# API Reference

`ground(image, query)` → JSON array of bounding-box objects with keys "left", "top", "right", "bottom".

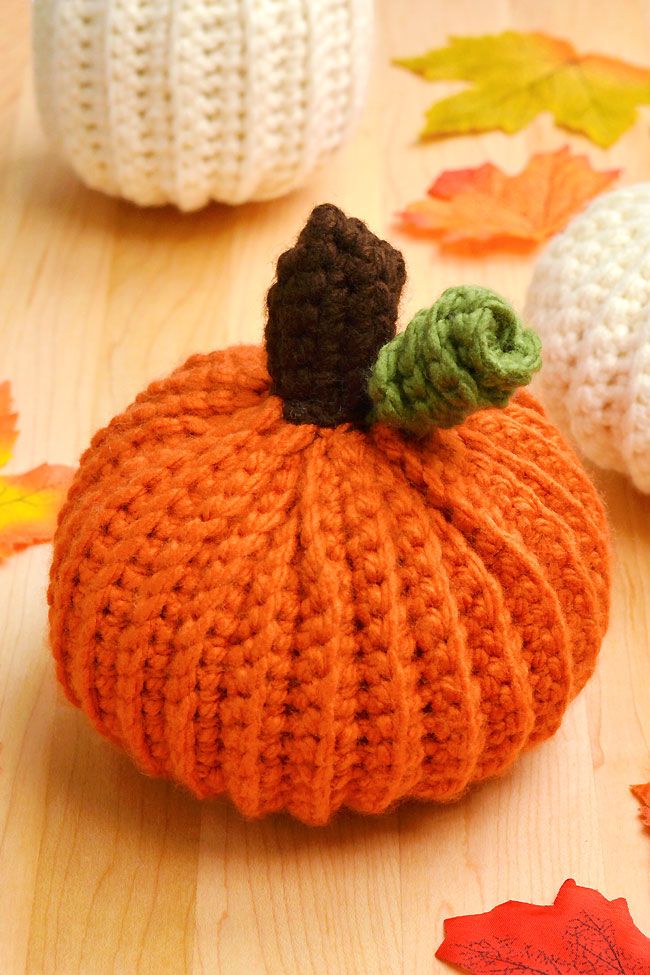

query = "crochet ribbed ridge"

[
  {"left": 49, "top": 206, "right": 610, "bottom": 825},
  {"left": 33, "top": 0, "right": 373, "bottom": 209}
]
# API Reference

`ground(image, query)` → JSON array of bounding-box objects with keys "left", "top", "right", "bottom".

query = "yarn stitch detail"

[
  {"left": 368, "top": 285, "right": 542, "bottom": 434},
  {"left": 525, "top": 182, "right": 650, "bottom": 492},
  {"left": 48, "top": 345, "right": 610, "bottom": 824},
  {"left": 32, "top": 0, "right": 374, "bottom": 209}
]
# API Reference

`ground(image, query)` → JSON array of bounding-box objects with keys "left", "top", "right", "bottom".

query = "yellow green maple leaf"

[
  {"left": 0, "top": 382, "right": 74, "bottom": 564},
  {"left": 395, "top": 31, "right": 650, "bottom": 147}
]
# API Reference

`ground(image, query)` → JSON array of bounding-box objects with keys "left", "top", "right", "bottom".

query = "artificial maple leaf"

[
  {"left": 631, "top": 783, "right": 650, "bottom": 831},
  {"left": 436, "top": 879, "right": 650, "bottom": 974},
  {"left": 397, "top": 148, "right": 619, "bottom": 250},
  {"left": 0, "top": 382, "right": 73, "bottom": 565},
  {"left": 395, "top": 31, "right": 650, "bottom": 147}
]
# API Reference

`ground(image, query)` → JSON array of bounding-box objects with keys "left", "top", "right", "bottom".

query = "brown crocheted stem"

[{"left": 265, "top": 204, "right": 406, "bottom": 426}]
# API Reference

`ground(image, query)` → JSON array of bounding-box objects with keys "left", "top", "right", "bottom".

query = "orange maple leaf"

[
  {"left": 631, "top": 783, "right": 650, "bottom": 831},
  {"left": 0, "top": 382, "right": 73, "bottom": 565},
  {"left": 398, "top": 148, "right": 620, "bottom": 251}
]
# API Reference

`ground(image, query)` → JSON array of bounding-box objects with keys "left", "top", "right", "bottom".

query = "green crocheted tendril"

[{"left": 367, "top": 285, "right": 542, "bottom": 435}]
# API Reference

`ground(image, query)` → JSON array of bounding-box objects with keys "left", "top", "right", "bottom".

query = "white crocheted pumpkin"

[
  {"left": 33, "top": 0, "right": 373, "bottom": 210},
  {"left": 525, "top": 183, "right": 650, "bottom": 493}
]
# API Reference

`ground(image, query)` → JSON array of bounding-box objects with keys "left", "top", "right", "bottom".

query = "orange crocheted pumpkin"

[{"left": 49, "top": 205, "right": 610, "bottom": 825}]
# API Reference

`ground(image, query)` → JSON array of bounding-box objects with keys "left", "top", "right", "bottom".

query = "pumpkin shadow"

[
  {"left": 12, "top": 149, "right": 278, "bottom": 240},
  {"left": 9, "top": 147, "right": 322, "bottom": 249},
  {"left": 44, "top": 699, "right": 469, "bottom": 861}
]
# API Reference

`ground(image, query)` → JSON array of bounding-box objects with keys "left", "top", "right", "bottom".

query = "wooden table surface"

[{"left": 1, "top": 1, "right": 650, "bottom": 972}]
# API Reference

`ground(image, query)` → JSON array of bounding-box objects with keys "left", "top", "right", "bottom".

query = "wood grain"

[{"left": 1, "top": 2, "right": 649, "bottom": 972}]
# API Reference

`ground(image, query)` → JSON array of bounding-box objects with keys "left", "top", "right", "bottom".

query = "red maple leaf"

[{"left": 436, "top": 880, "right": 650, "bottom": 974}]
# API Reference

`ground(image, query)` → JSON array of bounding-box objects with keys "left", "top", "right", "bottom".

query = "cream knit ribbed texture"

[
  {"left": 525, "top": 183, "right": 650, "bottom": 494},
  {"left": 33, "top": 0, "right": 373, "bottom": 209}
]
